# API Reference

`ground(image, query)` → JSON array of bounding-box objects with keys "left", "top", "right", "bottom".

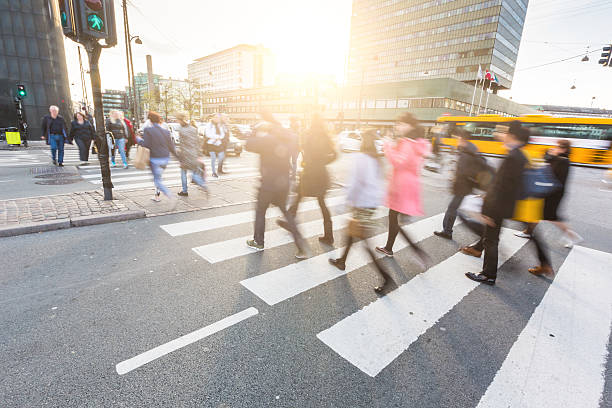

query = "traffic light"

[
  {"left": 58, "top": 0, "right": 77, "bottom": 38},
  {"left": 76, "top": 0, "right": 117, "bottom": 45},
  {"left": 599, "top": 45, "right": 612, "bottom": 67},
  {"left": 16, "top": 84, "right": 27, "bottom": 99}
]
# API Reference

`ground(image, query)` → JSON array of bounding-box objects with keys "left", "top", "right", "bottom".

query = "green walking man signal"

[
  {"left": 16, "top": 84, "right": 27, "bottom": 99},
  {"left": 87, "top": 13, "right": 104, "bottom": 31}
]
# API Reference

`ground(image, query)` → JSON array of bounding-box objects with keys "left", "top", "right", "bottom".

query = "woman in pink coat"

[{"left": 376, "top": 113, "right": 430, "bottom": 264}]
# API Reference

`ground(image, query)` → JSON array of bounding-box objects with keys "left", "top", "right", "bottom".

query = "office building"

[
  {"left": 133, "top": 72, "right": 161, "bottom": 113},
  {"left": 0, "top": 0, "right": 72, "bottom": 137},
  {"left": 101, "top": 89, "right": 128, "bottom": 117},
  {"left": 188, "top": 44, "right": 275, "bottom": 92},
  {"left": 526, "top": 104, "right": 612, "bottom": 119},
  {"left": 347, "top": 0, "right": 528, "bottom": 90},
  {"left": 201, "top": 77, "right": 534, "bottom": 127}
]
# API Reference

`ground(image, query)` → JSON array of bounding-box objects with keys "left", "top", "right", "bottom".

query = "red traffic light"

[{"left": 84, "top": 0, "right": 103, "bottom": 11}]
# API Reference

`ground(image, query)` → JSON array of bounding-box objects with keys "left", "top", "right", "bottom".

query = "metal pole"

[
  {"left": 122, "top": 0, "right": 133, "bottom": 119},
  {"left": 477, "top": 78, "right": 486, "bottom": 116},
  {"left": 484, "top": 81, "right": 493, "bottom": 114},
  {"left": 86, "top": 41, "right": 113, "bottom": 200},
  {"left": 469, "top": 78, "right": 479, "bottom": 116}
]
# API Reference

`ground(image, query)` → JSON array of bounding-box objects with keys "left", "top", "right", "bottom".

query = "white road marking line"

[
  {"left": 88, "top": 167, "right": 259, "bottom": 184},
  {"left": 161, "top": 195, "right": 347, "bottom": 237},
  {"left": 79, "top": 162, "right": 249, "bottom": 178},
  {"left": 476, "top": 246, "right": 612, "bottom": 408},
  {"left": 0, "top": 179, "right": 15, "bottom": 183},
  {"left": 241, "top": 213, "right": 452, "bottom": 306},
  {"left": 115, "top": 307, "right": 258, "bottom": 375},
  {"left": 316, "top": 228, "right": 527, "bottom": 377},
  {"left": 113, "top": 171, "right": 260, "bottom": 190},
  {"left": 193, "top": 210, "right": 387, "bottom": 264}
]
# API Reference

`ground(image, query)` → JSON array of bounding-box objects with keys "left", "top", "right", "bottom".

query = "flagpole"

[
  {"left": 477, "top": 78, "right": 486, "bottom": 115},
  {"left": 469, "top": 78, "right": 479, "bottom": 116},
  {"left": 484, "top": 80, "right": 493, "bottom": 114}
]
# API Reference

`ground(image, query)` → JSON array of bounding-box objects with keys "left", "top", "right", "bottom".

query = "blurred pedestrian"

[
  {"left": 278, "top": 114, "right": 337, "bottom": 245},
  {"left": 138, "top": 111, "right": 178, "bottom": 207},
  {"left": 375, "top": 113, "right": 430, "bottom": 266},
  {"left": 41, "top": 105, "right": 68, "bottom": 166},
  {"left": 434, "top": 129, "right": 482, "bottom": 240},
  {"left": 289, "top": 116, "right": 301, "bottom": 180},
  {"left": 205, "top": 113, "right": 228, "bottom": 178},
  {"left": 528, "top": 139, "right": 583, "bottom": 276},
  {"left": 106, "top": 110, "right": 129, "bottom": 168},
  {"left": 245, "top": 112, "right": 308, "bottom": 259},
  {"left": 463, "top": 121, "right": 530, "bottom": 285},
  {"left": 118, "top": 111, "right": 136, "bottom": 160},
  {"left": 176, "top": 113, "right": 208, "bottom": 197},
  {"left": 328, "top": 129, "right": 391, "bottom": 292},
  {"left": 70, "top": 111, "right": 95, "bottom": 165},
  {"left": 217, "top": 114, "right": 231, "bottom": 175}
]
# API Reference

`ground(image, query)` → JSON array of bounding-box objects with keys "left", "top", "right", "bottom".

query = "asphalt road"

[{"left": 1, "top": 151, "right": 611, "bottom": 407}]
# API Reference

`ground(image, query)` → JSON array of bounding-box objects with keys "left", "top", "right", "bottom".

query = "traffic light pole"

[{"left": 85, "top": 40, "right": 113, "bottom": 200}]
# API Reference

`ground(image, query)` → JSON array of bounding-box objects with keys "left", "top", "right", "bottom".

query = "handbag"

[
  {"left": 522, "top": 165, "right": 561, "bottom": 198},
  {"left": 134, "top": 145, "right": 150, "bottom": 170}
]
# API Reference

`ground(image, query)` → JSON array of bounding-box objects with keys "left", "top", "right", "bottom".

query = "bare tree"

[{"left": 177, "top": 80, "right": 202, "bottom": 121}]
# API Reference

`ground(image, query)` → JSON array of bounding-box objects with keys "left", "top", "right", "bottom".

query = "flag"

[
  {"left": 485, "top": 70, "right": 493, "bottom": 81},
  {"left": 493, "top": 73, "right": 499, "bottom": 84},
  {"left": 477, "top": 65, "right": 483, "bottom": 80}
]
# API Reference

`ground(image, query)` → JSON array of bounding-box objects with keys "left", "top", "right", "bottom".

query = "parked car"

[
  {"left": 337, "top": 130, "right": 384, "bottom": 153},
  {"left": 197, "top": 126, "right": 243, "bottom": 157},
  {"left": 229, "top": 124, "right": 252, "bottom": 140}
]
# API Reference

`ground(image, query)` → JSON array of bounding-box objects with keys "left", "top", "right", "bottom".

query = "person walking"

[
  {"left": 41, "top": 105, "right": 68, "bottom": 166},
  {"left": 138, "top": 111, "right": 178, "bottom": 207},
  {"left": 328, "top": 130, "right": 392, "bottom": 292},
  {"left": 217, "top": 114, "right": 231, "bottom": 175},
  {"left": 118, "top": 111, "right": 136, "bottom": 160},
  {"left": 205, "top": 113, "right": 228, "bottom": 178},
  {"left": 528, "top": 139, "right": 582, "bottom": 277},
  {"left": 375, "top": 113, "right": 430, "bottom": 265},
  {"left": 176, "top": 113, "right": 208, "bottom": 197},
  {"left": 434, "top": 129, "right": 482, "bottom": 240},
  {"left": 69, "top": 111, "right": 95, "bottom": 165},
  {"left": 463, "top": 121, "right": 530, "bottom": 285},
  {"left": 289, "top": 116, "right": 301, "bottom": 181},
  {"left": 106, "top": 110, "right": 129, "bottom": 168},
  {"left": 245, "top": 113, "right": 308, "bottom": 259},
  {"left": 278, "top": 114, "right": 337, "bottom": 245}
]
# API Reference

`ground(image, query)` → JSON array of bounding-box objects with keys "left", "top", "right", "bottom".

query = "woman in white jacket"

[
  {"left": 206, "top": 114, "right": 228, "bottom": 178},
  {"left": 329, "top": 130, "right": 393, "bottom": 293}
]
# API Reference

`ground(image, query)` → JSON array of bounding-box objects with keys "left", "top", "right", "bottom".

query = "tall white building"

[{"left": 188, "top": 44, "right": 275, "bottom": 92}]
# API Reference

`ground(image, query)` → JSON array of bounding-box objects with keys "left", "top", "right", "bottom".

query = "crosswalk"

[
  {"left": 76, "top": 156, "right": 259, "bottom": 191},
  {"left": 146, "top": 197, "right": 612, "bottom": 406},
  {"left": 0, "top": 150, "right": 48, "bottom": 167}
]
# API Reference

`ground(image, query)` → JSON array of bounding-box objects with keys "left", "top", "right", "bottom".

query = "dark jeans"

[
  {"left": 254, "top": 188, "right": 303, "bottom": 247},
  {"left": 75, "top": 137, "right": 91, "bottom": 161},
  {"left": 384, "top": 209, "right": 421, "bottom": 253},
  {"left": 481, "top": 218, "right": 503, "bottom": 279},
  {"left": 289, "top": 191, "right": 332, "bottom": 239},
  {"left": 442, "top": 194, "right": 465, "bottom": 234},
  {"left": 49, "top": 134, "right": 64, "bottom": 163}
]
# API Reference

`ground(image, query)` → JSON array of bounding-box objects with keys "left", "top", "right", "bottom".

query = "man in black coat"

[
  {"left": 245, "top": 113, "right": 307, "bottom": 259},
  {"left": 41, "top": 105, "right": 69, "bottom": 166},
  {"left": 435, "top": 129, "right": 480, "bottom": 240},
  {"left": 464, "top": 122, "right": 530, "bottom": 285}
]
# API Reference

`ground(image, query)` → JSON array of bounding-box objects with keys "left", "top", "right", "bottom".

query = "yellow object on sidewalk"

[
  {"left": 513, "top": 198, "right": 543, "bottom": 223},
  {"left": 6, "top": 131, "right": 21, "bottom": 145}
]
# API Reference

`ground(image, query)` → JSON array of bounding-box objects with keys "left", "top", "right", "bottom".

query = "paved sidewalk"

[{"left": 0, "top": 191, "right": 145, "bottom": 237}]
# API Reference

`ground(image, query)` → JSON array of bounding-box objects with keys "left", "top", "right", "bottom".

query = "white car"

[{"left": 337, "top": 130, "right": 384, "bottom": 153}]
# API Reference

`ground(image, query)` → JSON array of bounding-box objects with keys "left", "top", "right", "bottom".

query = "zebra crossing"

[
  {"left": 76, "top": 155, "right": 260, "bottom": 191},
  {"left": 0, "top": 150, "right": 49, "bottom": 167},
  {"left": 140, "top": 197, "right": 612, "bottom": 406}
]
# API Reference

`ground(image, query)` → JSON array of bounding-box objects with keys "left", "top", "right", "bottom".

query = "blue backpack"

[{"left": 521, "top": 165, "right": 562, "bottom": 199}]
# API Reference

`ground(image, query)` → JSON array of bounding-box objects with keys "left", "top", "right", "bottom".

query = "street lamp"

[{"left": 126, "top": 34, "right": 142, "bottom": 124}]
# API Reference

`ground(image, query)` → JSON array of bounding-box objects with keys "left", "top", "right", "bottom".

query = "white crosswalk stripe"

[
  {"left": 156, "top": 201, "right": 612, "bottom": 404},
  {"left": 76, "top": 157, "right": 259, "bottom": 192}
]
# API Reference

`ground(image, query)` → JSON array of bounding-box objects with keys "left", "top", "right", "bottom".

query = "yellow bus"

[{"left": 436, "top": 114, "right": 612, "bottom": 166}]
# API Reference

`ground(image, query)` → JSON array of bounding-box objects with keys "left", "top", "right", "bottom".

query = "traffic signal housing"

[
  {"left": 599, "top": 45, "right": 612, "bottom": 67},
  {"left": 16, "top": 84, "right": 27, "bottom": 99},
  {"left": 59, "top": 0, "right": 78, "bottom": 38}
]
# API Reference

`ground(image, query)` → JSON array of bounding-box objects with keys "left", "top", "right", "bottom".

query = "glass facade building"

[
  {"left": 0, "top": 0, "right": 73, "bottom": 137},
  {"left": 347, "top": 0, "right": 528, "bottom": 90},
  {"left": 101, "top": 89, "right": 128, "bottom": 117}
]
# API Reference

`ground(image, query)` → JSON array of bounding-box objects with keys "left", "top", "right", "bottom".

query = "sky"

[{"left": 65, "top": 0, "right": 612, "bottom": 110}]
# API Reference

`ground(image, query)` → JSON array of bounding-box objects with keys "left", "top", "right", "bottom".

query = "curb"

[
  {"left": 0, "top": 210, "right": 146, "bottom": 238},
  {"left": 0, "top": 219, "right": 71, "bottom": 238}
]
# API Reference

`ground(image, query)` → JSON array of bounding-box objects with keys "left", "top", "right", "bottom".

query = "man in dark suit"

[
  {"left": 434, "top": 128, "right": 481, "bottom": 240},
  {"left": 464, "top": 121, "right": 530, "bottom": 285}
]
